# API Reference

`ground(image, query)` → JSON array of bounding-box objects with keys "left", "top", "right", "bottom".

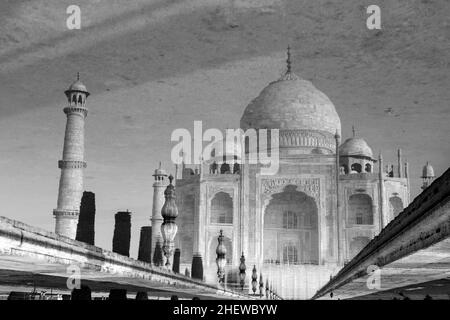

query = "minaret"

[
  {"left": 151, "top": 162, "right": 168, "bottom": 262},
  {"left": 334, "top": 129, "right": 341, "bottom": 263},
  {"left": 53, "top": 74, "right": 89, "bottom": 238},
  {"left": 378, "top": 152, "right": 386, "bottom": 228},
  {"left": 397, "top": 148, "right": 402, "bottom": 178},
  {"left": 405, "top": 161, "right": 410, "bottom": 203}
]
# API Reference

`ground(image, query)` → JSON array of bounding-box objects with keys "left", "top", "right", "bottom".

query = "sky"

[{"left": 0, "top": 0, "right": 449, "bottom": 258}]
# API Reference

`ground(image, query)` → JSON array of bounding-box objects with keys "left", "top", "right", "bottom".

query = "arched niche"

[
  {"left": 263, "top": 185, "right": 319, "bottom": 265},
  {"left": 210, "top": 192, "right": 233, "bottom": 224},
  {"left": 348, "top": 194, "right": 373, "bottom": 225},
  {"left": 351, "top": 163, "right": 362, "bottom": 173}
]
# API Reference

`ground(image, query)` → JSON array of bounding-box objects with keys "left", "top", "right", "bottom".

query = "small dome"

[
  {"left": 64, "top": 76, "right": 90, "bottom": 98},
  {"left": 68, "top": 80, "right": 88, "bottom": 92},
  {"left": 339, "top": 137, "right": 373, "bottom": 159},
  {"left": 153, "top": 162, "right": 168, "bottom": 176},
  {"left": 240, "top": 78, "right": 341, "bottom": 136},
  {"left": 153, "top": 168, "right": 167, "bottom": 176},
  {"left": 422, "top": 162, "right": 435, "bottom": 178}
]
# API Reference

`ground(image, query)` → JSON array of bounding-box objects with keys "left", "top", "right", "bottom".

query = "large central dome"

[{"left": 240, "top": 77, "right": 341, "bottom": 136}]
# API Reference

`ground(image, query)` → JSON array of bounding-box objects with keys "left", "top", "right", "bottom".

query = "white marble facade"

[{"left": 171, "top": 65, "right": 409, "bottom": 299}]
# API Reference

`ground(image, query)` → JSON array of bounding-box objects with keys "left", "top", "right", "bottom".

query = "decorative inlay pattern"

[{"left": 261, "top": 177, "right": 320, "bottom": 199}]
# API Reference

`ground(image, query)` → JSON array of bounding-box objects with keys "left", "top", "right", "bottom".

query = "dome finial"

[
  {"left": 286, "top": 45, "right": 292, "bottom": 75},
  {"left": 65, "top": 72, "right": 89, "bottom": 98},
  {"left": 280, "top": 45, "right": 298, "bottom": 81},
  {"left": 352, "top": 125, "right": 356, "bottom": 137},
  {"left": 334, "top": 129, "right": 340, "bottom": 139}
]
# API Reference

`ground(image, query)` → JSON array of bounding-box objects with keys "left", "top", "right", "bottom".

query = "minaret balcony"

[
  {"left": 53, "top": 209, "right": 79, "bottom": 217},
  {"left": 63, "top": 106, "right": 88, "bottom": 117},
  {"left": 58, "top": 160, "right": 87, "bottom": 169}
]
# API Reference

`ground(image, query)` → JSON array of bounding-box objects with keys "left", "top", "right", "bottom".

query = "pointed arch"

[
  {"left": 210, "top": 192, "right": 233, "bottom": 224},
  {"left": 348, "top": 194, "right": 373, "bottom": 225},
  {"left": 263, "top": 185, "right": 319, "bottom": 265}
]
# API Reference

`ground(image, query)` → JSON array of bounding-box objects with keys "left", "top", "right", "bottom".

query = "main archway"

[{"left": 263, "top": 185, "right": 319, "bottom": 265}]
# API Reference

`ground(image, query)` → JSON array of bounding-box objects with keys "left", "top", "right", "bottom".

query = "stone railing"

[{"left": 0, "top": 216, "right": 253, "bottom": 299}]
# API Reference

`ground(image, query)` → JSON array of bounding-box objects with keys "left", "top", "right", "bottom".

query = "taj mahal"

[
  {"left": 51, "top": 49, "right": 437, "bottom": 300},
  {"left": 168, "top": 49, "right": 412, "bottom": 299}
]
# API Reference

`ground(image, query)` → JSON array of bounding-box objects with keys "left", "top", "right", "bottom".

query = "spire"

[
  {"left": 334, "top": 128, "right": 340, "bottom": 140},
  {"left": 286, "top": 45, "right": 292, "bottom": 75},
  {"left": 378, "top": 151, "right": 384, "bottom": 177},
  {"left": 280, "top": 45, "right": 298, "bottom": 81},
  {"left": 153, "top": 162, "right": 167, "bottom": 180},
  {"left": 65, "top": 72, "right": 89, "bottom": 98},
  {"left": 181, "top": 151, "right": 186, "bottom": 170},
  {"left": 352, "top": 126, "right": 356, "bottom": 138}
]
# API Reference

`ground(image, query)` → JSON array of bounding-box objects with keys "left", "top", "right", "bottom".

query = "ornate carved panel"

[{"left": 261, "top": 177, "right": 320, "bottom": 200}]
